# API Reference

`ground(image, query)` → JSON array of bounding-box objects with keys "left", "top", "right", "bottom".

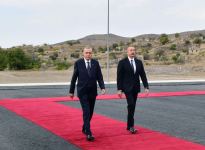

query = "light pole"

[{"left": 106, "top": 0, "right": 110, "bottom": 83}]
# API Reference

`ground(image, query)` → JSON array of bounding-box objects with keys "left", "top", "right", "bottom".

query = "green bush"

[
  {"left": 193, "top": 38, "right": 202, "bottom": 44},
  {"left": 70, "top": 52, "right": 79, "bottom": 58},
  {"left": 159, "top": 34, "right": 169, "bottom": 45},
  {"left": 32, "top": 59, "right": 41, "bottom": 70},
  {"left": 175, "top": 33, "right": 180, "bottom": 38},
  {"left": 0, "top": 50, "right": 8, "bottom": 70},
  {"left": 172, "top": 53, "right": 185, "bottom": 64},
  {"left": 0, "top": 48, "right": 41, "bottom": 70},
  {"left": 185, "top": 40, "right": 191, "bottom": 45},
  {"left": 8, "top": 48, "right": 33, "bottom": 70},
  {"left": 112, "top": 43, "right": 118, "bottom": 49},
  {"left": 55, "top": 61, "right": 72, "bottom": 70},
  {"left": 109, "top": 52, "right": 117, "bottom": 59},
  {"left": 170, "top": 44, "right": 176, "bottom": 50},
  {"left": 38, "top": 48, "right": 44, "bottom": 54},
  {"left": 131, "top": 38, "right": 136, "bottom": 43},
  {"left": 154, "top": 49, "right": 165, "bottom": 61},
  {"left": 50, "top": 52, "right": 58, "bottom": 60},
  {"left": 98, "top": 47, "right": 106, "bottom": 53}
]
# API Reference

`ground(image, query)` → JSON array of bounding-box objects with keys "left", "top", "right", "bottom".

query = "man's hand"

[
  {"left": 144, "top": 88, "right": 149, "bottom": 96},
  {"left": 69, "top": 93, "right": 74, "bottom": 99},
  {"left": 101, "top": 89, "right": 106, "bottom": 95},
  {"left": 117, "top": 90, "right": 123, "bottom": 98}
]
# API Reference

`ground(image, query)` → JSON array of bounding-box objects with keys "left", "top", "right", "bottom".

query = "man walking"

[
  {"left": 69, "top": 47, "right": 105, "bottom": 141},
  {"left": 117, "top": 46, "right": 149, "bottom": 134}
]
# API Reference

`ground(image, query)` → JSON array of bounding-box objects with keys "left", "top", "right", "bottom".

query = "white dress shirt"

[
  {"left": 128, "top": 57, "right": 136, "bottom": 73},
  {"left": 84, "top": 58, "right": 91, "bottom": 69}
]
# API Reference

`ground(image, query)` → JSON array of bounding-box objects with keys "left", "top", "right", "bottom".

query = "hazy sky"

[{"left": 1, "top": 0, "right": 205, "bottom": 48}]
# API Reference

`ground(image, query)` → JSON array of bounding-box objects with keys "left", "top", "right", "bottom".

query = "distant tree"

[
  {"left": 8, "top": 48, "right": 33, "bottom": 70},
  {"left": 67, "top": 41, "right": 73, "bottom": 46},
  {"left": 50, "top": 52, "right": 58, "bottom": 60},
  {"left": 175, "top": 33, "right": 180, "bottom": 38},
  {"left": 0, "top": 50, "right": 8, "bottom": 70},
  {"left": 31, "top": 59, "right": 41, "bottom": 70},
  {"left": 119, "top": 41, "right": 124, "bottom": 46},
  {"left": 170, "top": 44, "right": 176, "bottom": 50},
  {"left": 193, "top": 38, "right": 202, "bottom": 44},
  {"left": 159, "top": 34, "right": 169, "bottom": 45},
  {"left": 112, "top": 43, "right": 118, "bottom": 49},
  {"left": 172, "top": 53, "right": 185, "bottom": 64},
  {"left": 109, "top": 52, "right": 117, "bottom": 59},
  {"left": 126, "top": 42, "right": 131, "bottom": 46},
  {"left": 131, "top": 38, "right": 136, "bottom": 43},
  {"left": 159, "top": 55, "right": 168, "bottom": 62},
  {"left": 38, "top": 48, "right": 44, "bottom": 54},
  {"left": 154, "top": 49, "right": 165, "bottom": 61},
  {"left": 70, "top": 52, "right": 79, "bottom": 58},
  {"left": 182, "top": 49, "right": 189, "bottom": 54},
  {"left": 146, "top": 43, "right": 152, "bottom": 48},
  {"left": 76, "top": 40, "right": 80, "bottom": 44},
  {"left": 185, "top": 40, "right": 191, "bottom": 45},
  {"left": 98, "top": 46, "right": 106, "bottom": 53},
  {"left": 55, "top": 61, "right": 72, "bottom": 70}
]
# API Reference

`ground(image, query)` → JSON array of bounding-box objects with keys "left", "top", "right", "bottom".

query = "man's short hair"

[
  {"left": 125, "top": 45, "right": 137, "bottom": 50},
  {"left": 83, "top": 46, "right": 92, "bottom": 51}
]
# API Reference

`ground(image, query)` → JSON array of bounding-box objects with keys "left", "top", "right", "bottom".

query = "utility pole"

[{"left": 106, "top": 0, "right": 110, "bottom": 83}]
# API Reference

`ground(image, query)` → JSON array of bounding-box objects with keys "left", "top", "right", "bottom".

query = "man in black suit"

[
  {"left": 117, "top": 46, "right": 149, "bottom": 134},
  {"left": 69, "top": 47, "right": 105, "bottom": 141}
]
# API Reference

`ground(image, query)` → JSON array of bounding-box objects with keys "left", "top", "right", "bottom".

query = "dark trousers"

[
  {"left": 79, "top": 88, "right": 96, "bottom": 135},
  {"left": 125, "top": 90, "right": 138, "bottom": 129}
]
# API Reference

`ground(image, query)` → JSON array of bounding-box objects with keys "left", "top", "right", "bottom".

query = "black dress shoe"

[
  {"left": 87, "top": 135, "right": 95, "bottom": 141},
  {"left": 127, "top": 127, "right": 137, "bottom": 134}
]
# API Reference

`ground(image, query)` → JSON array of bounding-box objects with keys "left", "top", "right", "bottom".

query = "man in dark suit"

[
  {"left": 69, "top": 47, "right": 105, "bottom": 141},
  {"left": 117, "top": 46, "right": 149, "bottom": 134}
]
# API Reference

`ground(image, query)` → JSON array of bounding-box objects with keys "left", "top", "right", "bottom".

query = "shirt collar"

[
  {"left": 128, "top": 57, "right": 135, "bottom": 62},
  {"left": 84, "top": 58, "right": 91, "bottom": 63}
]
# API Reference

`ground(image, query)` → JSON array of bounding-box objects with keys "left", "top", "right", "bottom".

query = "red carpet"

[
  {"left": 2, "top": 90, "right": 205, "bottom": 102},
  {"left": 0, "top": 97, "right": 205, "bottom": 150}
]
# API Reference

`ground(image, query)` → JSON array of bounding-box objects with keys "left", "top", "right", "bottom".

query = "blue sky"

[{"left": 1, "top": 0, "right": 205, "bottom": 48}]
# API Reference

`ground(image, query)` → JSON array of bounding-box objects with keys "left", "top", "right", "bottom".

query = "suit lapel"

[
  {"left": 90, "top": 59, "right": 95, "bottom": 75},
  {"left": 80, "top": 59, "right": 89, "bottom": 77},
  {"left": 80, "top": 59, "right": 87, "bottom": 70}
]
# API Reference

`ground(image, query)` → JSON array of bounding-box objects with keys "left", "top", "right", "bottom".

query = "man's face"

[
  {"left": 83, "top": 48, "right": 92, "bottom": 60},
  {"left": 127, "top": 47, "right": 136, "bottom": 58}
]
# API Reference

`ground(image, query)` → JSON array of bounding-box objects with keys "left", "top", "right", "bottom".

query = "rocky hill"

[{"left": 3, "top": 29, "right": 205, "bottom": 71}]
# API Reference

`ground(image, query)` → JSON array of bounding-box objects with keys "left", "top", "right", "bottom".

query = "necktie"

[
  {"left": 87, "top": 61, "right": 91, "bottom": 76},
  {"left": 131, "top": 60, "right": 135, "bottom": 73}
]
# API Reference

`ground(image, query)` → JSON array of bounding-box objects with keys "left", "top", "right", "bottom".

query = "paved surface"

[
  {"left": 0, "top": 82, "right": 205, "bottom": 150},
  {"left": 1, "top": 82, "right": 205, "bottom": 99},
  {"left": 0, "top": 107, "right": 80, "bottom": 150}
]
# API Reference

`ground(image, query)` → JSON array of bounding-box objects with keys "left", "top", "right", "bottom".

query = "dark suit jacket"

[
  {"left": 69, "top": 58, "right": 105, "bottom": 97},
  {"left": 117, "top": 57, "right": 149, "bottom": 94}
]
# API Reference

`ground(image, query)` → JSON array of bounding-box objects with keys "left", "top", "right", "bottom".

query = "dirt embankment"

[{"left": 0, "top": 64, "right": 205, "bottom": 84}]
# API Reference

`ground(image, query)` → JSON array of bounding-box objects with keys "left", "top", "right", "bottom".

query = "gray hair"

[{"left": 83, "top": 46, "right": 93, "bottom": 52}]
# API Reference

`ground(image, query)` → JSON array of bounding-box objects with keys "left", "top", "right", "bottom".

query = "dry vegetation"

[{"left": 1, "top": 30, "right": 205, "bottom": 83}]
